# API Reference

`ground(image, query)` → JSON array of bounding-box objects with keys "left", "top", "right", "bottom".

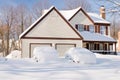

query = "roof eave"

[
  {"left": 94, "top": 23, "right": 110, "bottom": 26},
  {"left": 83, "top": 40, "right": 117, "bottom": 43}
]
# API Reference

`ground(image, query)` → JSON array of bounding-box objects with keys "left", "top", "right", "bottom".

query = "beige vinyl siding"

[
  {"left": 70, "top": 11, "right": 93, "bottom": 27},
  {"left": 25, "top": 10, "right": 80, "bottom": 38}
]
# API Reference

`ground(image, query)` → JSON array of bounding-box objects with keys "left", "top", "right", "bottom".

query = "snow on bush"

[
  {"left": 65, "top": 48, "right": 96, "bottom": 64},
  {"left": 6, "top": 50, "right": 21, "bottom": 59},
  {"left": 33, "top": 47, "right": 58, "bottom": 63}
]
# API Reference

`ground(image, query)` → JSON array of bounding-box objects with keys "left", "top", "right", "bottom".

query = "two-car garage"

[{"left": 29, "top": 43, "right": 77, "bottom": 57}]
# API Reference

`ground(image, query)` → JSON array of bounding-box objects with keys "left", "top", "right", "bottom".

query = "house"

[
  {"left": 20, "top": 6, "right": 116, "bottom": 58},
  {"left": 19, "top": 6, "right": 83, "bottom": 58},
  {"left": 58, "top": 6, "right": 117, "bottom": 54}
]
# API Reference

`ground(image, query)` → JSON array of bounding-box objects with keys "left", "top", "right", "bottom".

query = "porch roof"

[{"left": 80, "top": 31, "right": 116, "bottom": 42}]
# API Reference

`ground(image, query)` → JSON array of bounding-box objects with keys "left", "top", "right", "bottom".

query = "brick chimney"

[{"left": 100, "top": 5, "right": 105, "bottom": 19}]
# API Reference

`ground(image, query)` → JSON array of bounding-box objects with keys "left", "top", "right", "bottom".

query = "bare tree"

[
  {"left": 96, "top": 0, "right": 120, "bottom": 39},
  {"left": 15, "top": 4, "right": 28, "bottom": 33},
  {"left": 0, "top": 20, "right": 5, "bottom": 56},
  {"left": 14, "top": 4, "right": 32, "bottom": 38},
  {"left": 32, "top": 0, "right": 51, "bottom": 20},
  {"left": 0, "top": 5, "right": 16, "bottom": 55},
  {"left": 14, "top": 4, "right": 33, "bottom": 50},
  {"left": 64, "top": 0, "right": 91, "bottom": 11}
]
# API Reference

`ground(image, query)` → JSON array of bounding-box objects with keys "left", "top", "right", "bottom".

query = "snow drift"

[
  {"left": 33, "top": 47, "right": 58, "bottom": 63},
  {"left": 6, "top": 50, "right": 21, "bottom": 59},
  {"left": 65, "top": 48, "right": 96, "bottom": 64}
]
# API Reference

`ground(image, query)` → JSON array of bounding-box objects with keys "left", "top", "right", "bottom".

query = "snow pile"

[
  {"left": 6, "top": 50, "right": 21, "bottom": 59},
  {"left": 65, "top": 48, "right": 96, "bottom": 64},
  {"left": 0, "top": 57, "right": 7, "bottom": 62},
  {"left": 117, "top": 52, "right": 120, "bottom": 55},
  {"left": 33, "top": 47, "right": 58, "bottom": 63}
]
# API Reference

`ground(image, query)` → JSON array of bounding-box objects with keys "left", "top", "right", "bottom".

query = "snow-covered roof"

[
  {"left": 47, "top": 7, "right": 110, "bottom": 24},
  {"left": 87, "top": 13, "right": 110, "bottom": 24},
  {"left": 59, "top": 7, "right": 81, "bottom": 20},
  {"left": 80, "top": 31, "right": 116, "bottom": 42},
  {"left": 43, "top": 7, "right": 81, "bottom": 20}
]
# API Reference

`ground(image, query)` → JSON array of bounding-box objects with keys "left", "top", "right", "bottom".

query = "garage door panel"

[
  {"left": 56, "top": 44, "right": 76, "bottom": 56},
  {"left": 30, "top": 43, "right": 52, "bottom": 57}
]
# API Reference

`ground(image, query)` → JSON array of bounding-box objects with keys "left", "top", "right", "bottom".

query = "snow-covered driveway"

[{"left": 0, "top": 54, "right": 120, "bottom": 80}]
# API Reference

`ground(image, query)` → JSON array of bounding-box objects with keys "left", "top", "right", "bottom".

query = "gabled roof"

[
  {"left": 20, "top": 6, "right": 83, "bottom": 40},
  {"left": 87, "top": 13, "right": 110, "bottom": 25},
  {"left": 80, "top": 31, "right": 116, "bottom": 42},
  {"left": 57, "top": 7, "right": 110, "bottom": 25}
]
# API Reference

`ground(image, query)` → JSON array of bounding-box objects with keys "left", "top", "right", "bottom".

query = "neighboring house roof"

[
  {"left": 19, "top": 6, "right": 83, "bottom": 40},
  {"left": 80, "top": 31, "right": 116, "bottom": 42}
]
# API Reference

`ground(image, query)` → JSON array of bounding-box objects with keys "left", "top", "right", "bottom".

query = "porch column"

[
  {"left": 102, "top": 43, "right": 104, "bottom": 50},
  {"left": 108, "top": 43, "right": 110, "bottom": 51},
  {"left": 115, "top": 43, "right": 116, "bottom": 52},
  {"left": 113, "top": 43, "right": 117, "bottom": 55},
  {"left": 113, "top": 43, "right": 117, "bottom": 52}
]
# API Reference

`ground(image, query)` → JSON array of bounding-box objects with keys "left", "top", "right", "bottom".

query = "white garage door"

[
  {"left": 30, "top": 43, "right": 52, "bottom": 57},
  {"left": 56, "top": 43, "right": 76, "bottom": 56}
]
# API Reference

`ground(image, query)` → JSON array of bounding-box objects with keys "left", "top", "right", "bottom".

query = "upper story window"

[
  {"left": 75, "top": 24, "right": 84, "bottom": 32},
  {"left": 89, "top": 25, "right": 94, "bottom": 33},
  {"left": 100, "top": 26, "right": 105, "bottom": 35}
]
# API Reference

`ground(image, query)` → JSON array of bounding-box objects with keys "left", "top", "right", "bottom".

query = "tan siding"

[
  {"left": 70, "top": 11, "right": 93, "bottom": 27},
  {"left": 25, "top": 10, "right": 80, "bottom": 38}
]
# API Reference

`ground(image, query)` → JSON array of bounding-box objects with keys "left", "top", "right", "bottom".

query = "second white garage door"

[{"left": 55, "top": 43, "right": 76, "bottom": 56}]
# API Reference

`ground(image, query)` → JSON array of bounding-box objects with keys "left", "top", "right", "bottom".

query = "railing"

[{"left": 91, "top": 50, "right": 117, "bottom": 55}]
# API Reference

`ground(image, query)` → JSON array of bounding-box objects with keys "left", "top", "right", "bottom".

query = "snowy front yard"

[{"left": 0, "top": 54, "right": 120, "bottom": 80}]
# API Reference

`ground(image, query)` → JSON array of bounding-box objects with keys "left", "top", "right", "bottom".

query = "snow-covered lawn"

[{"left": 0, "top": 54, "right": 120, "bottom": 80}]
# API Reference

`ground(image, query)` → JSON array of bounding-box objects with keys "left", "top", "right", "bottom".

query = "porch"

[
  {"left": 91, "top": 50, "right": 117, "bottom": 55},
  {"left": 83, "top": 42, "right": 117, "bottom": 55}
]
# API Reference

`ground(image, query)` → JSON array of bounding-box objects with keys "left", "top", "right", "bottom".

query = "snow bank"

[
  {"left": 0, "top": 57, "right": 7, "bottom": 62},
  {"left": 65, "top": 48, "right": 96, "bottom": 64},
  {"left": 6, "top": 50, "right": 21, "bottom": 59},
  {"left": 33, "top": 47, "right": 58, "bottom": 63}
]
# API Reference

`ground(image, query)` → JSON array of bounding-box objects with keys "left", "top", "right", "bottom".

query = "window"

[
  {"left": 75, "top": 25, "right": 78, "bottom": 30},
  {"left": 89, "top": 25, "right": 94, "bottom": 33},
  {"left": 100, "top": 26, "right": 105, "bottom": 35},
  {"left": 75, "top": 24, "right": 84, "bottom": 32}
]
